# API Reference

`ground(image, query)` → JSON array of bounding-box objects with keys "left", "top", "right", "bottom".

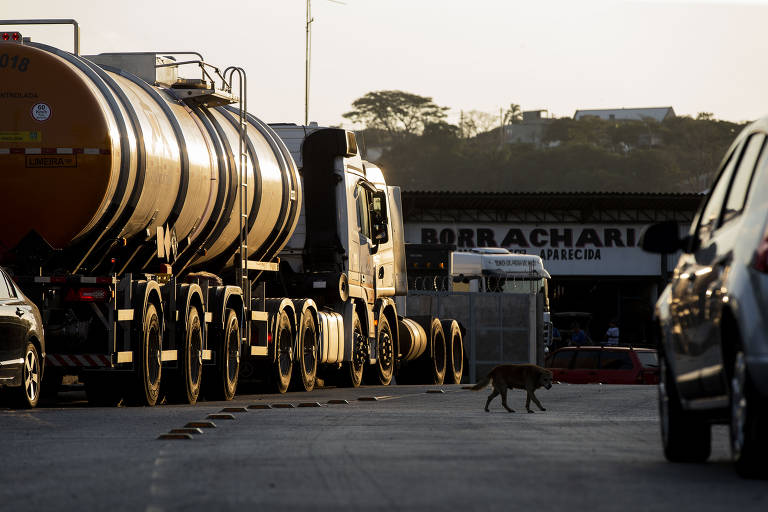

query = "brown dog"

[{"left": 470, "top": 364, "right": 553, "bottom": 413}]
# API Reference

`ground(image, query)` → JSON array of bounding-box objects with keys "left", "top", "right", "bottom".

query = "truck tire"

[
  {"left": 659, "top": 355, "right": 710, "bottom": 463},
  {"left": 340, "top": 311, "right": 364, "bottom": 388},
  {"left": 204, "top": 308, "right": 240, "bottom": 401},
  {"left": 271, "top": 309, "right": 293, "bottom": 394},
  {"left": 8, "top": 341, "right": 41, "bottom": 408},
  {"left": 428, "top": 320, "right": 447, "bottom": 385},
  {"left": 371, "top": 315, "right": 394, "bottom": 386},
  {"left": 292, "top": 308, "right": 317, "bottom": 392},
  {"left": 730, "top": 351, "right": 768, "bottom": 478},
  {"left": 131, "top": 302, "right": 162, "bottom": 406},
  {"left": 443, "top": 320, "right": 464, "bottom": 384},
  {"left": 168, "top": 306, "right": 203, "bottom": 404}
]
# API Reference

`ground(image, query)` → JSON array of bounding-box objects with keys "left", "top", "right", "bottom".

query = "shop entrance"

[{"left": 549, "top": 277, "right": 659, "bottom": 346}]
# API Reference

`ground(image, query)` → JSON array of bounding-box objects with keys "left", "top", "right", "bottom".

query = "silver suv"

[{"left": 642, "top": 118, "right": 768, "bottom": 479}]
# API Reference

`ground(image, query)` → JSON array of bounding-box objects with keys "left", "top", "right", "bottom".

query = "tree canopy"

[
  {"left": 342, "top": 90, "right": 449, "bottom": 137},
  {"left": 343, "top": 90, "right": 745, "bottom": 193}
]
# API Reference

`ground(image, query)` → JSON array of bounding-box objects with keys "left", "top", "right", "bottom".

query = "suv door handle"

[{"left": 15, "top": 307, "right": 24, "bottom": 317}]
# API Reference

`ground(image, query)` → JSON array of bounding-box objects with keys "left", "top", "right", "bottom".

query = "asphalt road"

[{"left": 1, "top": 383, "right": 766, "bottom": 511}]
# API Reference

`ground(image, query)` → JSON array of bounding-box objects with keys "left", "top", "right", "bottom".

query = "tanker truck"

[{"left": 0, "top": 20, "right": 463, "bottom": 406}]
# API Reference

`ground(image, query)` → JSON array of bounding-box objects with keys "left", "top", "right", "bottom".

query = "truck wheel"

[
  {"left": 9, "top": 342, "right": 41, "bottom": 408},
  {"left": 168, "top": 306, "right": 203, "bottom": 404},
  {"left": 271, "top": 309, "right": 293, "bottom": 394},
  {"left": 443, "top": 320, "right": 464, "bottom": 384},
  {"left": 730, "top": 351, "right": 768, "bottom": 478},
  {"left": 659, "top": 355, "right": 710, "bottom": 463},
  {"left": 205, "top": 308, "right": 240, "bottom": 401},
  {"left": 132, "top": 302, "right": 162, "bottom": 406},
  {"left": 428, "top": 320, "right": 447, "bottom": 385},
  {"left": 340, "top": 311, "right": 364, "bottom": 388},
  {"left": 292, "top": 309, "right": 317, "bottom": 392},
  {"left": 372, "top": 315, "right": 394, "bottom": 386}
]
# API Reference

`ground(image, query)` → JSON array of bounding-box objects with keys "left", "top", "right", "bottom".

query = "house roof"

[{"left": 573, "top": 107, "right": 676, "bottom": 122}]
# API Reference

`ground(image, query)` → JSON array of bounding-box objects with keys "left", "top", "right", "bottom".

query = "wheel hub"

[{"left": 24, "top": 351, "right": 39, "bottom": 401}]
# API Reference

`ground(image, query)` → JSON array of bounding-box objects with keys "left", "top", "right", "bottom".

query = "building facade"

[{"left": 402, "top": 191, "right": 702, "bottom": 345}]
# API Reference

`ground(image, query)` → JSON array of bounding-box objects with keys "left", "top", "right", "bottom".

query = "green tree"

[
  {"left": 503, "top": 103, "right": 522, "bottom": 124},
  {"left": 342, "top": 90, "right": 449, "bottom": 137},
  {"left": 460, "top": 110, "right": 497, "bottom": 138}
]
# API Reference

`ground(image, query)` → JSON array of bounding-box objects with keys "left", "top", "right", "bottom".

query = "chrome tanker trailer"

[{"left": 0, "top": 20, "right": 462, "bottom": 406}]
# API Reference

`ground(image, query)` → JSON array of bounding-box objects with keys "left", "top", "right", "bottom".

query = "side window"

[
  {"left": 572, "top": 350, "right": 600, "bottom": 370},
  {"left": 0, "top": 272, "right": 11, "bottom": 299},
  {"left": 371, "top": 192, "right": 389, "bottom": 243},
  {"left": 599, "top": 351, "right": 634, "bottom": 370},
  {"left": 697, "top": 146, "right": 739, "bottom": 240},
  {"left": 356, "top": 184, "right": 371, "bottom": 239},
  {"left": 550, "top": 351, "right": 574, "bottom": 369},
  {"left": 722, "top": 133, "right": 765, "bottom": 225}
]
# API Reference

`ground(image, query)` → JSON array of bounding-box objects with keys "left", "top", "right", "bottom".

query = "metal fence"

[{"left": 401, "top": 290, "right": 545, "bottom": 383}]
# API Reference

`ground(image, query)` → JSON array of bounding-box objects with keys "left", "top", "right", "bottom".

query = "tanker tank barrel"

[{"left": 0, "top": 41, "right": 301, "bottom": 275}]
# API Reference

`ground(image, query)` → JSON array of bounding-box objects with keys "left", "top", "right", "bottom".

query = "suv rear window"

[
  {"left": 599, "top": 351, "right": 634, "bottom": 370},
  {"left": 636, "top": 352, "right": 658, "bottom": 368},
  {"left": 572, "top": 350, "right": 600, "bottom": 369},
  {"left": 550, "top": 351, "right": 574, "bottom": 368}
]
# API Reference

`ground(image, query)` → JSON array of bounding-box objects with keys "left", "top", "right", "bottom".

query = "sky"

[{"left": 4, "top": 0, "right": 768, "bottom": 128}]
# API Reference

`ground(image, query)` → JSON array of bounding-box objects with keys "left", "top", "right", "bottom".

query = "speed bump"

[
  {"left": 185, "top": 421, "right": 216, "bottom": 428},
  {"left": 221, "top": 407, "right": 248, "bottom": 413},
  {"left": 207, "top": 413, "right": 235, "bottom": 420},
  {"left": 158, "top": 433, "right": 193, "bottom": 440},
  {"left": 248, "top": 404, "right": 272, "bottom": 410},
  {"left": 271, "top": 403, "right": 295, "bottom": 409},
  {"left": 426, "top": 389, "right": 445, "bottom": 394},
  {"left": 327, "top": 399, "right": 349, "bottom": 405},
  {"left": 170, "top": 428, "right": 204, "bottom": 435},
  {"left": 298, "top": 402, "right": 322, "bottom": 408},
  {"left": 358, "top": 396, "right": 379, "bottom": 401}
]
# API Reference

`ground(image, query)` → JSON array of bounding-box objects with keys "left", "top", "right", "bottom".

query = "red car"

[{"left": 545, "top": 346, "right": 659, "bottom": 385}]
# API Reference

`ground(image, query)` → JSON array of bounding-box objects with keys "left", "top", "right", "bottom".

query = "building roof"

[{"left": 573, "top": 107, "right": 676, "bottom": 122}]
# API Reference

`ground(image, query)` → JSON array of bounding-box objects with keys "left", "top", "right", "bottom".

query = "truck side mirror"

[{"left": 639, "top": 221, "right": 690, "bottom": 254}]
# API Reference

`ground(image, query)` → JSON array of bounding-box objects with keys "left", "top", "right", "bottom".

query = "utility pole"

[
  {"left": 499, "top": 107, "right": 504, "bottom": 145},
  {"left": 305, "top": 0, "right": 313, "bottom": 125}
]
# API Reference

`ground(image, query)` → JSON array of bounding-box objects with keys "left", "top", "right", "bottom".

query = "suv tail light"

[{"left": 755, "top": 232, "right": 768, "bottom": 273}]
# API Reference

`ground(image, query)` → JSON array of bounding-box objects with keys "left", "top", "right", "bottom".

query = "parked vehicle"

[
  {"left": 0, "top": 20, "right": 460, "bottom": 406},
  {"left": 642, "top": 116, "right": 768, "bottom": 478},
  {"left": 0, "top": 267, "right": 45, "bottom": 408},
  {"left": 545, "top": 345, "right": 658, "bottom": 385}
]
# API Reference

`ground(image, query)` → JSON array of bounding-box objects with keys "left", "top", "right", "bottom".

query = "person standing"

[
  {"left": 570, "top": 322, "right": 588, "bottom": 345},
  {"left": 605, "top": 320, "right": 620, "bottom": 346}
]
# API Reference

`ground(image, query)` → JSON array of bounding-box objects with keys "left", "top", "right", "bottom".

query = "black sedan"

[
  {"left": 642, "top": 118, "right": 768, "bottom": 479},
  {"left": 0, "top": 267, "right": 45, "bottom": 408}
]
